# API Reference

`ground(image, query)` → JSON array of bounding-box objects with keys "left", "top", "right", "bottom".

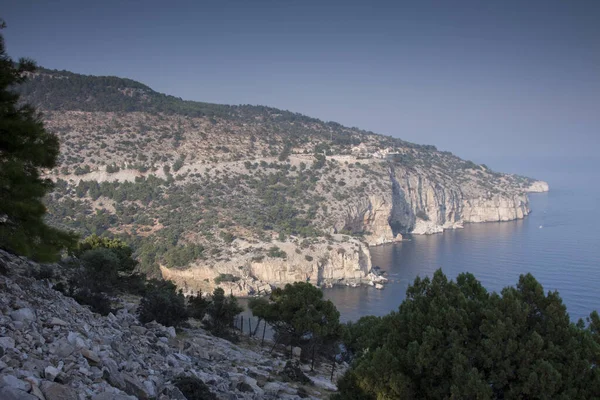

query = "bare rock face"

[
  {"left": 161, "top": 236, "right": 373, "bottom": 296},
  {"left": 461, "top": 195, "right": 529, "bottom": 223},
  {"left": 341, "top": 165, "right": 547, "bottom": 240},
  {"left": 338, "top": 194, "right": 403, "bottom": 246},
  {"left": 526, "top": 180, "right": 550, "bottom": 193}
]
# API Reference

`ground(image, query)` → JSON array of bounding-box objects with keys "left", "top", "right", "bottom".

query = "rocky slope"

[
  {"left": 14, "top": 68, "right": 548, "bottom": 294},
  {"left": 0, "top": 250, "right": 343, "bottom": 400}
]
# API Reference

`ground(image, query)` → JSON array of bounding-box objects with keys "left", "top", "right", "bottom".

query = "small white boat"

[{"left": 375, "top": 283, "right": 384, "bottom": 290}]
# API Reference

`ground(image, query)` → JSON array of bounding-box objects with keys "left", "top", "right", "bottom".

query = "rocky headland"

[{"left": 15, "top": 68, "right": 549, "bottom": 295}]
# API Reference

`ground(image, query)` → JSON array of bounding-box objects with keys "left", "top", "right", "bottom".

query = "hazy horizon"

[{"left": 3, "top": 0, "right": 599, "bottom": 165}]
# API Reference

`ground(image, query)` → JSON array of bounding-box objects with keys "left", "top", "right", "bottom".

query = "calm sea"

[{"left": 323, "top": 156, "right": 600, "bottom": 323}]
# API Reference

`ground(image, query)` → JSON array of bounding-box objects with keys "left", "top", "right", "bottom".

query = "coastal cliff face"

[
  {"left": 160, "top": 236, "right": 372, "bottom": 296},
  {"left": 19, "top": 68, "right": 549, "bottom": 295},
  {"left": 331, "top": 162, "right": 548, "bottom": 240}
]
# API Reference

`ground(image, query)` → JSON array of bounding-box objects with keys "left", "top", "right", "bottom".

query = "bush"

[
  {"left": 71, "top": 288, "right": 112, "bottom": 316},
  {"left": 214, "top": 273, "right": 240, "bottom": 284},
  {"left": 106, "top": 163, "right": 120, "bottom": 173},
  {"left": 172, "top": 156, "right": 185, "bottom": 172},
  {"left": 172, "top": 375, "right": 216, "bottom": 400},
  {"left": 138, "top": 280, "right": 188, "bottom": 328},
  {"left": 75, "top": 235, "right": 137, "bottom": 273},
  {"left": 304, "top": 255, "right": 313, "bottom": 262},
  {"left": 219, "top": 231, "right": 235, "bottom": 244},
  {"left": 32, "top": 265, "right": 55, "bottom": 280},
  {"left": 267, "top": 246, "right": 287, "bottom": 259},
  {"left": 80, "top": 248, "right": 120, "bottom": 292},
  {"left": 73, "top": 165, "right": 91, "bottom": 175},
  {"left": 118, "top": 273, "right": 148, "bottom": 295}
]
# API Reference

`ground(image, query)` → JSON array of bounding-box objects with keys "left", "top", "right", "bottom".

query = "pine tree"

[
  {"left": 0, "top": 21, "right": 76, "bottom": 261},
  {"left": 334, "top": 270, "right": 600, "bottom": 399}
]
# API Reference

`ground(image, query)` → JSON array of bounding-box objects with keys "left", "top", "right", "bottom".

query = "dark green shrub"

[
  {"left": 32, "top": 265, "right": 55, "bottom": 280},
  {"left": 73, "top": 165, "right": 91, "bottom": 175},
  {"left": 71, "top": 288, "right": 112, "bottom": 316},
  {"left": 138, "top": 280, "right": 188, "bottom": 328},
  {"left": 214, "top": 273, "right": 240, "bottom": 284},
  {"left": 80, "top": 248, "right": 120, "bottom": 292},
  {"left": 118, "top": 273, "right": 148, "bottom": 295},
  {"left": 267, "top": 246, "right": 287, "bottom": 258},
  {"left": 106, "top": 164, "right": 120, "bottom": 173},
  {"left": 187, "top": 291, "right": 210, "bottom": 321},
  {"left": 219, "top": 231, "right": 234, "bottom": 244},
  {"left": 75, "top": 235, "right": 137, "bottom": 273},
  {"left": 172, "top": 375, "right": 216, "bottom": 400},
  {"left": 172, "top": 156, "right": 185, "bottom": 172}
]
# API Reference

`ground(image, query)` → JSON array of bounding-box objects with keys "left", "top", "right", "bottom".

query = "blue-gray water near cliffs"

[{"left": 324, "top": 156, "right": 600, "bottom": 323}]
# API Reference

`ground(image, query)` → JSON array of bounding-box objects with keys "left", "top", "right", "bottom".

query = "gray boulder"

[
  {"left": 40, "top": 381, "right": 78, "bottom": 400},
  {"left": 0, "top": 337, "right": 16, "bottom": 350},
  {"left": 0, "top": 386, "right": 39, "bottom": 400},
  {"left": 10, "top": 308, "right": 36, "bottom": 323},
  {"left": 0, "top": 375, "right": 32, "bottom": 392},
  {"left": 91, "top": 394, "right": 137, "bottom": 400}
]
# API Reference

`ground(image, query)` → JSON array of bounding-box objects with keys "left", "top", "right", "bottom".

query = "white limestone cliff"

[
  {"left": 160, "top": 236, "right": 374, "bottom": 296},
  {"left": 334, "top": 166, "right": 549, "bottom": 241},
  {"left": 526, "top": 180, "right": 550, "bottom": 193}
]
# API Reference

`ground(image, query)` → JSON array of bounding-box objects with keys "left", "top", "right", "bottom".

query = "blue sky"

[{"left": 2, "top": 0, "right": 599, "bottom": 170}]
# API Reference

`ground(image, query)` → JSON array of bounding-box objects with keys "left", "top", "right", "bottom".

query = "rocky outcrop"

[
  {"left": 526, "top": 180, "right": 550, "bottom": 193},
  {"left": 0, "top": 250, "right": 343, "bottom": 400},
  {"left": 161, "top": 236, "right": 376, "bottom": 297},
  {"left": 339, "top": 195, "right": 403, "bottom": 246}
]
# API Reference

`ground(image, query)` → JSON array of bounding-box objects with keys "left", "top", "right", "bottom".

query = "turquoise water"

[{"left": 323, "top": 157, "right": 600, "bottom": 323}]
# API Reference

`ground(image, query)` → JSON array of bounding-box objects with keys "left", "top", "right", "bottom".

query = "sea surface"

[{"left": 323, "top": 156, "right": 600, "bottom": 323}]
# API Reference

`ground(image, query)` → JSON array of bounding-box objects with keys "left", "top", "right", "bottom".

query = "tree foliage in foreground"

[
  {"left": 250, "top": 282, "right": 341, "bottom": 357},
  {"left": 0, "top": 22, "right": 76, "bottom": 260},
  {"left": 334, "top": 270, "right": 600, "bottom": 400}
]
